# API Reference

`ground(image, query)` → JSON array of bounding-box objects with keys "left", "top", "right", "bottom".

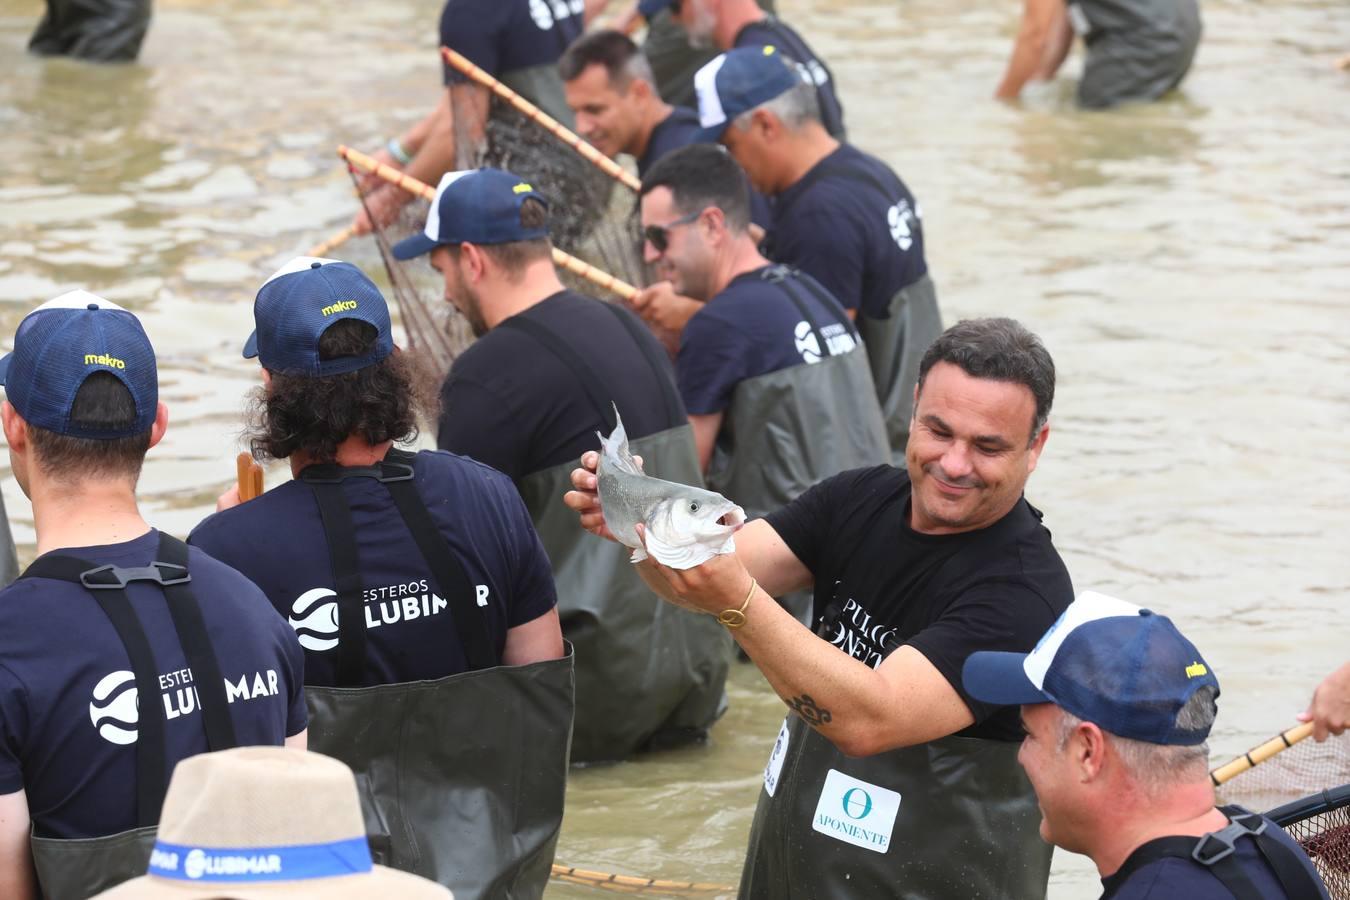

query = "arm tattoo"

[{"left": 787, "top": 694, "right": 833, "bottom": 728}]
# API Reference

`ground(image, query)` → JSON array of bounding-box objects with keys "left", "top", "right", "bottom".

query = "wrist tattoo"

[{"left": 788, "top": 694, "right": 832, "bottom": 727}]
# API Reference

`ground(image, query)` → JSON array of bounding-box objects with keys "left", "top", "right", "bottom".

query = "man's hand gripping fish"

[{"left": 597, "top": 407, "right": 745, "bottom": 569}]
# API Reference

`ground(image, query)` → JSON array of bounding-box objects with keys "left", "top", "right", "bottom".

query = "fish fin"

[
  {"left": 602, "top": 403, "right": 643, "bottom": 475},
  {"left": 629, "top": 546, "right": 648, "bottom": 564}
]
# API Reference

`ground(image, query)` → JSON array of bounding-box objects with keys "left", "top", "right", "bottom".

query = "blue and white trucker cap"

[
  {"left": 243, "top": 257, "right": 393, "bottom": 377},
  {"left": 0, "top": 290, "right": 158, "bottom": 439},
  {"left": 391, "top": 168, "right": 550, "bottom": 260},
  {"left": 962, "top": 592, "right": 1221, "bottom": 746},
  {"left": 693, "top": 45, "right": 802, "bottom": 143}
]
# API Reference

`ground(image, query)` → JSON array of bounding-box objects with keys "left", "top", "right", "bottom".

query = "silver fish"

[{"left": 597, "top": 407, "right": 745, "bottom": 570}]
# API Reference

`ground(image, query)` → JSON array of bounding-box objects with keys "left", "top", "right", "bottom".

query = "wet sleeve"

[
  {"left": 438, "top": 375, "right": 528, "bottom": 481},
  {"left": 675, "top": 311, "right": 754, "bottom": 416},
  {"left": 904, "top": 580, "right": 1062, "bottom": 723},
  {"left": 440, "top": 0, "right": 504, "bottom": 84},
  {"left": 771, "top": 205, "right": 865, "bottom": 313},
  {"left": 0, "top": 665, "right": 29, "bottom": 794}
]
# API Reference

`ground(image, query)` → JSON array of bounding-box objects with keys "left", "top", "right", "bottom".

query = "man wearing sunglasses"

[
  {"left": 694, "top": 46, "right": 943, "bottom": 468},
  {"left": 638, "top": 144, "right": 889, "bottom": 624},
  {"left": 391, "top": 167, "right": 732, "bottom": 766}
]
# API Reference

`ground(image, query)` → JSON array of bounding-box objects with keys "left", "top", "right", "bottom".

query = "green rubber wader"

[
  {"left": 518, "top": 425, "right": 731, "bottom": 763},
  {"left": 855, "top": 273, "right": 943, "bottom": 467},
  {"left": 738, "top": 715, "right": 1051, "bottom": 899},
  {"left": 0, "top": 490, "right": 17, "bottom": 587},
  {"left": 1073, "top": 0, "right": 1202, "bottom": 108},
  {"left": 30, "top": 826, "right": 157, "bottom": 900},
  {"left": 499, "top": 63, "right": 575, "bottom": 128},
  {"left": 305, "top": 647, "right": 575, "bottom": 900},
  {"left": 642, "top": 0, "right": 777, "bottom": 108}
]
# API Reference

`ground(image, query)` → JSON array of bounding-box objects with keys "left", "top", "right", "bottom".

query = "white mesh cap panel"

[
  {"left": 34, "top": 290, "right": 125, "bottom": 312},
  {"left": 1022, "top": 591, "right": 1142, "bottom": 689},
  {"left": 695, "top": 54, "right": 730, "bottom": 129},
  {"left": 424, "top": 170, "right": 476, "bottom": 242},
  {"left": 261, "top": 257, "right": 341, "bottom": 289}
]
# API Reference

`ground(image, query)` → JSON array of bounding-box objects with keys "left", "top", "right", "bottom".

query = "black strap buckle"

[
  {"left": 1192, "top": 814, "right": 1266, "bottom": 866},
  {"left": 80, "top": 562, "right": 192, "bottom": 590},
  {"left": 375, "top": 461, "right": 415, "bottom": 483},
  {"left": 300, "top": 461, "right": 416, "bottom": 484},
  {"left": 758, "top": 264, "right": 792, "bottom": 284}
]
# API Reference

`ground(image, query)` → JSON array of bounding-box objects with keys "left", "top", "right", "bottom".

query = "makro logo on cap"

[
  {"left": 512, "top": 182, "right": 535, "bottom": 194},
  {"left": 1186, "top": 661, "right": 1209, "bottom": 678},
  {"left": 83, "top": 353, "right": 126, "bottom": 369},
  {"left": 321, "top": 300, "right": 359, "bottom": 317}
]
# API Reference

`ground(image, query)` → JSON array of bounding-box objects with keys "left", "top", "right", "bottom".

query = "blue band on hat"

[{"left": 147, "top": 836, "right": 373, "bottom": 883}]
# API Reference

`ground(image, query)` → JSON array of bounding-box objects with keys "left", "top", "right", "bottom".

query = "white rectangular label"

[
  {"left": 810, "top": 769, "right": 901, "bottom": 854},
  {"left": 763, "top": 718, "right": 791, "bottom": 797}
]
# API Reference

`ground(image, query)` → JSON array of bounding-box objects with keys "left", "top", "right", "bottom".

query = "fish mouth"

[{"left": 716, "top": 507, "right": 746, "bottom": 534}]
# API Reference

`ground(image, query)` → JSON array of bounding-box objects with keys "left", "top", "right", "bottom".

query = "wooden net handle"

[
  {"left": 236, "top": 452, "right": 264, "bottom": 502},
  {"left": 1209, "top": 721, "right": 1315, "bottom": 787},
  {"left": 337, "top": 145, "right": 638, "bottom": 301},
  {"left": 307, "top": 225, "right": 355, "bottom": 258},
  {"left": 440, "top": 46, "right": 642, "bottom": 193}
]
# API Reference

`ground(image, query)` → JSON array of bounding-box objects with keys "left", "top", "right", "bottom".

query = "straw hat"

[{"left": 92, "top": 747, "right": 451, "bottom": 899}]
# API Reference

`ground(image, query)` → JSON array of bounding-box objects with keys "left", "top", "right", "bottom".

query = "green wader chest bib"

[
  {"left": 306, "top": 649, "right": 574, "bottom": 900},
  {"left": 855, "top": 273, "right": 941, "bottom": 466},
  {"left": 298, "top": 450, "right": 575, "bottom": 899},
  {"left": 507, "top": 303, "right": 731, "bottom": 763},
  {"left": 21, "top": 534, "right": 239, "bottom": 900}
]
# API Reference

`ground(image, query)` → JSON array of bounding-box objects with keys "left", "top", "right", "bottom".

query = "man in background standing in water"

[
  {"left": 996, "top": 0, "right": 1201, "bottom": 108},
  {"left": 28, "top": 0, "right": 151, "bottom": 62}
]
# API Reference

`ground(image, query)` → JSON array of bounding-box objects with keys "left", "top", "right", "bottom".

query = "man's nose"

[{"left": 939, "top": 443, "right": 973, "bottom": 479}]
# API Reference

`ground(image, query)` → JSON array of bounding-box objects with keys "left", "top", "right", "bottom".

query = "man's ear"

[
  {"left": 147, "top": 402, "right": 169, "bottom": 450},
  {"left": 462, "top": 243, "right": 489, "bottom": 283},
  {"left": 1, "top": 401, "right": 27, "bottom": 452},
  {"left": 1074, "top": 720, "right": 1109, "bottom": 783}
]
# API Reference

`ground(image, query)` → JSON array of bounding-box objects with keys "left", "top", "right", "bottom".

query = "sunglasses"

[
  {"left": 669, "top": 0, "right": 683, "bottom": 12},
  {"left": 642, "top": 209, "right": 701, "bottom": 253}
]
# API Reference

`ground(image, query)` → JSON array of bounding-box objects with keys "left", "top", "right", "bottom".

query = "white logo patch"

[
  {"left": 811, "top": 769, "right": 901, "bottom": 853},
  {"left": 794, "top": 321, "right": 822, "bottom": 364},
  {"left": 289, "top": 588, "right": 340, "bottom": 652},
  {"left": 89, "top": 670, "right": 139, "bottom": 745},
  {"left": 763, "top": 717, "right": 791, "bottom": 797},
  {"left": 529, "top": 0, "right": 553, "bottom": 29},
  {"left": 887, "top": 200, "right": 919, "bottom": 251}
]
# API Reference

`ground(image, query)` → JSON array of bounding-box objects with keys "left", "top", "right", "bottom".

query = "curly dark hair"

[{"left": 247, "top": 319, "right": 440, "bottom": 463}]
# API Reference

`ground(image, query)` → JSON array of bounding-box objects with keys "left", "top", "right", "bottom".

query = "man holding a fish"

[
  {"left": 567, "top": 316, "right": 1074, "bottom": 898},
  {"left": 394, "top": 168, "right": 732, "bottom": 764}
]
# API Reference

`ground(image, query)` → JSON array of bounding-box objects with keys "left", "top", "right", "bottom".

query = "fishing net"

[
  {"left": 1216, "top": 733, "right": 1350, "bottom": 813},
  {"left": 1267, "top": 784, "right": 1350, "bottom": 899}
]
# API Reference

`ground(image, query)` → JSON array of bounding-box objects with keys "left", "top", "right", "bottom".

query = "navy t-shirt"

[
  {"left": 440, "top": 0, "right": 582, "bottom": 85},
  {"left": 190, "top": 450, "right": 556, "bottom": 687},
  {"left": 1100, "top": 814, "right": 1330, "bottom": 899},
  {"left": 0, "top": 529, "right": 306, "bottom": 839},
  {"left": 766, "top": 143, "right": 928, "bottom": 319},
  {"left": 677, "top": 266, "right": 859, "bottom": 416},
  {"left": 637, "top": 106, "right": 702, "bottom": 177},
  {"left": 438, "top": 290, "right": 688, "bottom": 480},
  {"left": 735, "top": 17, "right": 846, "bottom": 140}
]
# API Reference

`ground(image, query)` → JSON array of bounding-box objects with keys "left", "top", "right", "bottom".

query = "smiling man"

[{"left": 566, "top": 315, "right": 1074, "bottom": 898}]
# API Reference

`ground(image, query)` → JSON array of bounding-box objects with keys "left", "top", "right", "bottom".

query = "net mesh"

[
  {"left": 1216, "top": 734, "right": 1350, "bottom": 812},
  {"left": 1267, "top": 785, "right": 1350, "bottom": 899}
]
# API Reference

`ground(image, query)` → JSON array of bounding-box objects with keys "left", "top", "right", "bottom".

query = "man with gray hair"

[
  {"left": 963, "top": 594, "right": 1329, "bottom": 898},
  {"left": 693, "top": 45, "right": 942, "bottom": 465},
  {"left": 567, "top": 317, "right": 1075, "bottom": 898}
]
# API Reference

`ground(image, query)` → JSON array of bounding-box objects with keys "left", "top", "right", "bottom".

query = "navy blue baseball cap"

[
  {"left": 0, "top": 291, "right": 158, "bottom": 439},
  {"left": 391, "top": 168, "right": 550, "bottom": 260},
  {"left": 637, "top": 0, "right": 674, "bottom": 20},
  {"left": 693, "top": 45, "right": 803, "bottom": 143},
  {"left": 243, "top": 257, "right": 394, "bottom": 377},
  {"left": 962, "top": 592, "right": 1221, "bottom": 746}
]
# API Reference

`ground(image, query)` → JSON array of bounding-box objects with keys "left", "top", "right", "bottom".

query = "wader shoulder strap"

[
  {"left": 381, "top": 450, "right": 496, "bottom": 672},
  {"left": 600, "top": 301, "right": 684, "bottom": 426},
  {"left": 154, "top": 535, "right": 237, "bottom": 753},
  {"left": 786, "top": 270, "right": 862, "bottom": 340},
  {"left": 499, "top": 314, "right": 615, "bottom": 429},
  {"left": 1101, "top": 808, "right": 1324, "bottom": 900},
  {"left": 759, "top": 266, "right": 833, "bottom": 360},
  {"left": 306, "top": 482, "right": 369, "bottom": 686}
]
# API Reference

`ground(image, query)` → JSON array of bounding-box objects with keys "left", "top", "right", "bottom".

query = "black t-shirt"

[
  {"left": 438, "top": 291, "right": 687, "bottom": 480},
  {"left": 765, "top": 466, "right": 1073, "bottom": 741},
  {"left": 0, "top": 529, "right": 306, "bottom": 839},
  {"left": 1100, "top": 814, "right": 1330, "bottom": 899},
  {"left": 677, "top": 266, "right": 859, "bottom": 416},
  {"left": 189, "top": 450, "right": 556, "bottom": 687},
  {"left": 439, "top": 0, "right": 582, "bottom": 85},
  {"left": 767, "top": 143, "right": 928, "bottom": 319},
  {"left": 734, "top": 17, "right": 845, "bottom": 140}
]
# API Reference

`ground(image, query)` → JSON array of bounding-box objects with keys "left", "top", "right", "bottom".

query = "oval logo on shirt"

[
  {"left": 289, "top": 588, "right": 340, "bottom": 652},
  {"left": 89, "top": 670, "right": 139, "bottom": 745},
  {"left": 794, "top": 320, "right": 823, "bottom": 364}
]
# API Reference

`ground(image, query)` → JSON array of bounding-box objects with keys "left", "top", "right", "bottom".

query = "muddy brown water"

[{"left": 2, "top": 0, "right": 1348, "bottom": 896}]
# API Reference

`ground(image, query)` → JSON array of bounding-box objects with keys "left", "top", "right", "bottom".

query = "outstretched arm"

[
  {"left": 996, "top": 0, "right": 1068, "bottom": 100},
  {"left": 0, "top": 791, "right": 36, "bottom": 900},
  {"left": 1299, "top": 661, "right": 1350, "bottom": 742}
]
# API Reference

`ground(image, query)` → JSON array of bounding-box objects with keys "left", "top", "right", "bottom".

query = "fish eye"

[{"left": 689, "top": 501, "right": 700, "bottom": 513}]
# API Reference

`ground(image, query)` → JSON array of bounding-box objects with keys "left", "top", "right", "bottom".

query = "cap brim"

[
  {"left": 0, "top": 353, "right": 12, "bottom": 386},
  {"left": 91, "top": 865, "right": 453, "bottom": 900},
  {"left": 693, "top": 123, "right": 729, "bottom": 144},
  {"left": 961, "top": 651, "right": 1051, "bottom": 707},
  {"left": 242, "top": 331, "right": 259, "bottom": 359},
  {"left": 391, "top": 232, "right": 440, "bottom": 261}
]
